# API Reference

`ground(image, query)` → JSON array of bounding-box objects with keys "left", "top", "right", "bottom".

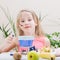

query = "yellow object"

[
  {"left": 41, "top": 47, "right": 51, "bottom": 52},
  {"left": 40, "top": 52, "right": 51, "bottom": 59},
  {"left": 27, "top": 51, "right": 39, "bottom": 60},
  {"left": 50, "top": 54, "right": 56, "bottom": 60},
  {"left": 40, "top": 52, "right": 56, "bottom": 60}
]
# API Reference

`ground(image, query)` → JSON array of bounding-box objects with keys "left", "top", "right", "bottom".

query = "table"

[
  {"left": 0, "top": 52, "right": 28, "bottom": 60},
  {"left": 0, "top": 52, "right": 60, "bottom": 60}
]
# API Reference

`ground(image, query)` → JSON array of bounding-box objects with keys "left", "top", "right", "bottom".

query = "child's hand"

[
  {"left": 5, "top": 35, "right": 15, "bottom": 44},
  {"left": 0, "top": 35, "right": 17, "bottom": 52}
]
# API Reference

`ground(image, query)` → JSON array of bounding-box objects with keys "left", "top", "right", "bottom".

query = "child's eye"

[
  {"left": 28, "top": 19, "right": 32, "bottom": 21},
  {"left": 21, "top": 20, "right": 25, "bottom": 22}
]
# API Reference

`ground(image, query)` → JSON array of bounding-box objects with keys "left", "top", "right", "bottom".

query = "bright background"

[{"left": 0, "top": 0, "right": 60, "bottom": 38}]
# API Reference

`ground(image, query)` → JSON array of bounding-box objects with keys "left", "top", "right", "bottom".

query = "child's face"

[{"left": 19, "top": 11, "right": 37, "bottom": 33}]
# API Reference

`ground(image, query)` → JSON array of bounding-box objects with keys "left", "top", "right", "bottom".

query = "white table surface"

[{"left": 0, "top": 52, "right": 60, "bottom": 60}]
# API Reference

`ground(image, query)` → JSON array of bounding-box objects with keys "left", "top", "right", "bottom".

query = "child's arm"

[
  {"left": 0, "top": 36, "right": 17, "bottom": 53},
  {"left": 0, "top": 42, "right": 16, "bottom": 52}
]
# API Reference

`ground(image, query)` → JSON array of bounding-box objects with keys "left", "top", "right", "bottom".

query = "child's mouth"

[{"left": 25, "top": 26, "right": 31, "bottom": 28}]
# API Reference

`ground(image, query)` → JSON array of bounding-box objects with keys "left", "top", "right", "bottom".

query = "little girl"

[{"left": 0, "top": 9, "right": 50, "bottom": 53}]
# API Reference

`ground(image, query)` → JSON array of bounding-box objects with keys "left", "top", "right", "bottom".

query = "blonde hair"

[{"left": 16, "top": 10, "right": 45, "bottom": 36}]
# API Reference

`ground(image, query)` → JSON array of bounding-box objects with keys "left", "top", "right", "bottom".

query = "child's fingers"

[
  {"left": 6, "top": 35, "right": 14, "bottom": 40},
  {"left": 5, "top": 35, "right": 16, "bottom": 44}
]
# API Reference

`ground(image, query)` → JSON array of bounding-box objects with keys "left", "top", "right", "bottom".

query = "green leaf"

[
  {"left": 0, "top": 5, "right": 17, "bottom": 37},
  {"left": 5, "top": 23, "right": 9, "bottom": 29},
  {"left": 6, "top": 28, "right": 11, "bottom": 33}
]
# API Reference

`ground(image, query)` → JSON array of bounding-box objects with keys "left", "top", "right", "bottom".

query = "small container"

[{"left": 18, "top": 36, "right": 34, "bottom": 53}]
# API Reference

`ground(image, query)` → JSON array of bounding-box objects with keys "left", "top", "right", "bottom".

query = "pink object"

[
  {"left": 18, "top": 46, "right": 28, "bottom": 52},
  {"left": 32, "top": 36, "right": 45, "bottom": 49}
]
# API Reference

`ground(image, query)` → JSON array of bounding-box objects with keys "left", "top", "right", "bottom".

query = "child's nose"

[{"left": 25, "top": 21, "right": 29, "bottom": 24}]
